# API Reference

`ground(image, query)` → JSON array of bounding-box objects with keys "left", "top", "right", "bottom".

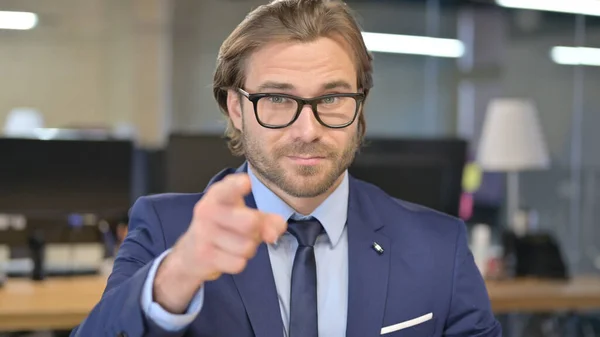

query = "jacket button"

[{"left": 117, "top": 333, "right": 128, "bottom": 337}]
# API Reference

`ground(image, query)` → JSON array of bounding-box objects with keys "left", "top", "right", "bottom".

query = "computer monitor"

[
  {"left": 164, "top": 134, "right": 466, "bottom": 217},
  {"left": 0, "top": 137, "right": 134, "bottom": 276},
  {"left": 165, "top": 133, "right": 245, "bottom": 193},
  {"left": 349, "top": 138, "right": 467, "bottom": 217},
  {"left": 0, "top": 137, "right": 134, "bottom": 218}
]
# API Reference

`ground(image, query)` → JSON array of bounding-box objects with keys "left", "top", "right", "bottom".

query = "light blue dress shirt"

[{"left": 141, "top": 167, "right": 350, "bottom": 337}]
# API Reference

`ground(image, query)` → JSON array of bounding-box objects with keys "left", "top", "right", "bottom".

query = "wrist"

[{"left": 153, "top": 252, "right": 204, "bottom": 314}]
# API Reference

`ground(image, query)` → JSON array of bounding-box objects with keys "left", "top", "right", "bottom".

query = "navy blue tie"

[{"left": 287, "top": 218, "right": 323, "bottom": 337}]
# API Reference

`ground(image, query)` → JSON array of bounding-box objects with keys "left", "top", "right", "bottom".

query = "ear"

[{"left": 227, "top": 89, "right": 243, "bottom": 131}]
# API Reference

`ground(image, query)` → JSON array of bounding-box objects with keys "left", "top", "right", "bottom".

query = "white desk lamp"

[{"left": 476, "top": 98, "right": 550, "bottom": 236}]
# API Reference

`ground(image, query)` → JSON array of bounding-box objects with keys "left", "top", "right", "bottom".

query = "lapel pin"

[{"left": 372, "top": 242, "right": 384, "bottom": 255}]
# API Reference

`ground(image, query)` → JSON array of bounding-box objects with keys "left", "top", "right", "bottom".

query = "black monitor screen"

[
  {"left": 349, "top": 138, "right": 467, "bottom": 217},
  {"left": 0, "top": 138, "right": 133, "bottom": 217},
  {"left": 164, "top": 135, "right": 466, "bottom": 217},
  {"left": 166, "top": 134, "right": 245, "bottom": 193}
]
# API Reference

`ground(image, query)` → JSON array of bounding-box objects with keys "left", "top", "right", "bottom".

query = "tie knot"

[{"left": 287, "top": 219, "right": 324, "bottom": 247}]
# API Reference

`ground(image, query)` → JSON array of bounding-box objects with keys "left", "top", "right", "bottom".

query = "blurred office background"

[{"left": 1, "top": 0, "right": 600, "bottom": 336}]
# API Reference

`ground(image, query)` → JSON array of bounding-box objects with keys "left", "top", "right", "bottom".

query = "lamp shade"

[{"left": 477, "top": 98, "right": 550, "bottom": 171}]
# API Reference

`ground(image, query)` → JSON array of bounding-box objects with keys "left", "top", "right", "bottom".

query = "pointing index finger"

[{"left": 209, "top": 173, "right": 252, "bottom": 206}]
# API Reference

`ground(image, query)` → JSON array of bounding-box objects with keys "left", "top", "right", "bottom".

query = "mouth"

[{"left": 286, "top": 155, "right": 326, "bottom": 165}]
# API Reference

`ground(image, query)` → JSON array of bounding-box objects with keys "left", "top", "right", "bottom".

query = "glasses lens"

[
  {"left": 315, "top": 96, "right": 358, "bottom": 126},
  {"left": 256, "top": 95, "right": 298, "bottom": 126}
]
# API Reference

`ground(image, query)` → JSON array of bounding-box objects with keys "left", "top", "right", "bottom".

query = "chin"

[
  {"left": 250, "top": 155, "right": 344, "bottom": 198},
  {"left": 281, "top": 173, "right": 338, "bottom": 198}
]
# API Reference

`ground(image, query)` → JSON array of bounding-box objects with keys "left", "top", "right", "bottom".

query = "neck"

[{"left": 249, "top": 164, "right": 344, "bottom": 215}]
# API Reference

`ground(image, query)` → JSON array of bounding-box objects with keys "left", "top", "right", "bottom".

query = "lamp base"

[{"left": 506, "top": 171, "right": 524, "bottom": 236}]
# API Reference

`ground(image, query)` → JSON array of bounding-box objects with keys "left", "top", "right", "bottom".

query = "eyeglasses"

[{"left": 237, "top": 88, "right": 365, "bottom": 129}]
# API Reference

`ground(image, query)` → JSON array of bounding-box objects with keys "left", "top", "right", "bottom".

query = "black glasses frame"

[{"left": 237, "top": 88, "right": 365, "bottom": 129}]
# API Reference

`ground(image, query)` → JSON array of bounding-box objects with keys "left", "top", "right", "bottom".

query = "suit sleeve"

[
  {"left": 443, "top": 221, "right": 503, "bottom": 337},
  {"left": 141, "top": 249, "right": 204, "bottom": 330},
  {"left": 70, "top": 196, "right": 192, "bottom": 337}
]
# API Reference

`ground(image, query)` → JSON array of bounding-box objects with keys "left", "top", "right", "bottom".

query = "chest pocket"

[{"left": 380, "top": 312, "right": 435, "bottom": 337}]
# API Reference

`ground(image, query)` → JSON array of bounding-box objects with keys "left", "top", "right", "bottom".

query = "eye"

[
  {"left": 268, "top": 96, "right": 286, "bottom": 104},
  {"left": 321, "top": 96, "right": 338, "bottom": 104}
]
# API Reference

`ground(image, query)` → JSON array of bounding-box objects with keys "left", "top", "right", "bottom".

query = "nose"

[{"left": 290, "top": 104, "right": 323, "bottom": 142}]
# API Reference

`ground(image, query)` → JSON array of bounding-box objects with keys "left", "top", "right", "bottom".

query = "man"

[{"left": 72, "top": 0, "right": 502, "bottom": 336}]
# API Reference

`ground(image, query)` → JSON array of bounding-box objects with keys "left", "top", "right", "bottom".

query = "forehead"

[{"left": 244, "top": 36, "right": 358, "bottom": 94}]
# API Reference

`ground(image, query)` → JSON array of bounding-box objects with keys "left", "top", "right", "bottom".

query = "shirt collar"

[{"left": 247, "top": 165, "right": 348, "bottom": 248}]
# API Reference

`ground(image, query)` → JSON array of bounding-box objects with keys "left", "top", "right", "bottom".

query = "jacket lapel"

[
  {"left": 232, "top": 242, "right": 283, "bottom": 337},
  {"left": 225, "top": 162, "right": 284, "bottom": 337},
  {"left": 345, "top": 177, "right": 390, "bottom": 337}
]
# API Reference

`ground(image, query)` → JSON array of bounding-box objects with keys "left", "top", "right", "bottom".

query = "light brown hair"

[{"left": 213, "top": 0, "right": 374, "bottom": 156}]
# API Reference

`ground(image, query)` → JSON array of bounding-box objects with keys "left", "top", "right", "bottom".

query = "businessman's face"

[{"left": 228, "top": 36, "right": 360, "bottom": 198}]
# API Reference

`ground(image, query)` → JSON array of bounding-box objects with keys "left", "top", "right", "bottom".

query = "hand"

[
  {"left": 173, "top": 173, "right": 286, "bottom": 281},
  {"left": 153, "top": 173, "right": 287, "bottom": 313}
]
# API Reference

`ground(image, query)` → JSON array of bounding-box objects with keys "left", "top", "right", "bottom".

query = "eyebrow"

[
  {"left": 257, "top": 81, "right": 295, "bottom": 92},
  {"left": 256, "top": 80, "right": 353, "bottom": 93},
  {"left": 322, "top": 80, "right": 353, "bottom": 91}
]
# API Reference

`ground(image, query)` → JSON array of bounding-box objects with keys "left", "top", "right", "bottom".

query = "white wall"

[
  {"left": 0, "top": 0, "right": 114, "bottom": 128},
  {"left": 0, "top": 0, "right": 172, "bottom": 146}
]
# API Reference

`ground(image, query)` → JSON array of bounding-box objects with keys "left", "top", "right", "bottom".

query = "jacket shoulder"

[
  {"left": 139, "top": 192, "right": 205, "bottom": 210},
  {"left": 130, "top": 192, "right": 206, "bottom": 246}
]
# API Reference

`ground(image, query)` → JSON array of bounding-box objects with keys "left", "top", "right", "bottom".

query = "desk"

[
  {"left": 487, "top": 276, "right": 600, "bottom": 314},
  {"left": 1, "top": 275, "right": 600, "bottom": 331},
  {"left": 0, "top": 276, "right": 106, "bottom": 331}
]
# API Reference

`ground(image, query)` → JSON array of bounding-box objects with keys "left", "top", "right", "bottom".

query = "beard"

[{"left": 242, "top": 121, "right": 359, "bottom": 198}]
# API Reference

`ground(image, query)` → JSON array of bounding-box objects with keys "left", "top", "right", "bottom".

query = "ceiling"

[{"left": 345, "top": 0, "right": 600, "bottom": 40}]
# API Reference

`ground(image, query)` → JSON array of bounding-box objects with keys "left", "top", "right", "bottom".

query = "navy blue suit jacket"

[{"left": 71, "top": 164, "right": 501, "bottom": 337}]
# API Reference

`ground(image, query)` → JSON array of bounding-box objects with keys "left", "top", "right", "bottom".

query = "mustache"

[{"left": 275, "top": 142, "right": 335, "bottom": 158}]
